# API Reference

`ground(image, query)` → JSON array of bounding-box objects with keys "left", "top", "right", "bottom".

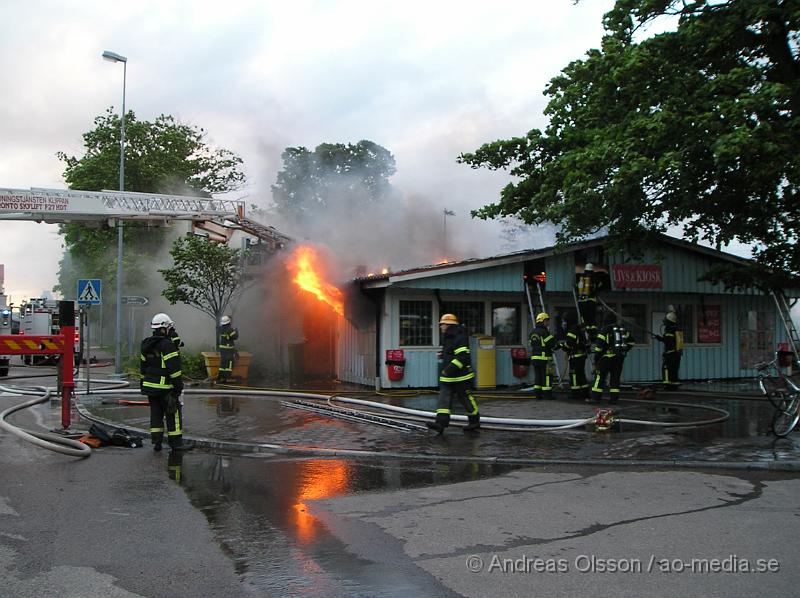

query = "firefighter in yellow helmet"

[
  {"left": 426, "top": 313, "right": 481, "bottom": 435},
  {"left": 590, "top": 312, "right": 635, "bottom": 404},
  {"left": 529, "top": 312, "right": 556, "bottom": 400},
  {"left": 558, "top": 313, "right": 590, "bottom": 400}
]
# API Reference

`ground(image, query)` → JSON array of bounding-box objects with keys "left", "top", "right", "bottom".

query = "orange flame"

[
  {"left": 287, "top": 245, "right": 344, "bottom": 315},
  {"left": 293, "top": 459, "right": 351, "bottom": 543}
]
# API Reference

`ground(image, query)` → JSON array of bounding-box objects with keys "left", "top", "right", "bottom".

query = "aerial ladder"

[
  {"left": 0, "top": 186, "right": 292, "bottom": 247},
  {"left": 0, "top": 187, "right": 292, "bottom": 429}
]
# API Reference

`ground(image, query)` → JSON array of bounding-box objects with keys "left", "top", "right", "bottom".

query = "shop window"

[
  {"left": 669, "top": 304, "right": 695, "bottom": 344},
  {"left": 492, "top": 303, "right": 521, "bottom": 345},
  {"left": 441, "top": 301, "right": 484, "bottom": 336},
  {"left": 739, "top": 309, "right": 771, "bottom": 368},
  {"left": 621, "top": 304, "right": 647, "bottom": 344},
  {"left": 399, "top": 300, "right": 432, "bottom": 346}
]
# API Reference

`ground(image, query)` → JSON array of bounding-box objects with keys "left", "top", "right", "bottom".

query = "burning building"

[{"left": 249, "top": 233, "right": 798, "bottom": 390}]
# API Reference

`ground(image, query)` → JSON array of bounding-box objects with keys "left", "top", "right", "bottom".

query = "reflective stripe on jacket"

[
  {"left": 529, "top": 324, "right": 555, "bottom": 361},
  {"left": 219, "top": 324, "right": 239, "bottom": 350},
  {"left": 140, "top": 334, "right": 183, "bottom": 394},
  {"left": 439, "top": 324, "right": 475, "bottom": 383}
]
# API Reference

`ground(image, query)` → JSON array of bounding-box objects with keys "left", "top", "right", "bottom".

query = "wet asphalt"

[
  {"left": 2, "top": 363, "right": 800, "bottom": 596},
  {"left": 79, "top": 382, "right": 799, "bottom": 468}
]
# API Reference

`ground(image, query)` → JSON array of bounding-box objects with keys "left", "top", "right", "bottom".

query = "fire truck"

[
  {"left": 0, "top": 293, "right": 13, "bottom": 376},
  {"left": 18, "top": 298, "right": 82, "bottom": 365}
]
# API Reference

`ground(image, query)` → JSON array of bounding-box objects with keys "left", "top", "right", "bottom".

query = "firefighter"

[
  {"left": 590, "top": 314, "right": 635, "bottom": 404},
  {"left": 140, "top": 313, "right": 191, "bottom": 451},
  {"left": 217, "top": 315, "right": 239, "bottom": 383},
  {"left": 654, "top": 310, "right": 683, "bottom": 390},
  {"left": 167, "top": 323, "right": 184, "bottom": 352},
  {"left": 427, "top": 313, "right": 480, "bottom": 435},
  {"left": 529, "top": 312, "right": 556, "bottom": 400},
  {"left": 575, "top": 263, "right": 605, "bottom": 340},
  {"left": 559, "top": 317, "right": 590, "bottom": 400}
]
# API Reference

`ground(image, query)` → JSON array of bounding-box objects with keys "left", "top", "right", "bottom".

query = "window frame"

[
  {"left": 491, "top": 301, "right": 522, "bottom": 346},
  {"left": 398, "top": 299, "right": 434, "bottom": 347},
  {"left": 440, "top": 300, "right": 485, "bottom": 337}
]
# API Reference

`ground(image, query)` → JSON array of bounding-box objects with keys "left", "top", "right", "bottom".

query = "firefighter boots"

[
  {"left": 463, "top": 415, "right": 481, "bottom": 433},
  {"left": 169, "top": 439, "right": 195, "bottom": 452},
  {"left": 426, "top": 421, "right": 445, "bottom": 435}
]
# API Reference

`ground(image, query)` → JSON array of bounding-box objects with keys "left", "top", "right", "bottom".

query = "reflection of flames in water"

[
  {"left": 286, "top": 245, "right": 344, "bottom": 315},
  {"left": 293, "top": 460, "right": 351, "bottom": 543}
]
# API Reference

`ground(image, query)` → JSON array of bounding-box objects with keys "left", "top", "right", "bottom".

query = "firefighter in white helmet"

[
  {"left": 140, "top": 313, "right": 191, "bottom": 451},
  {"left": 426, "top": 313, "right": 480, "bottom": 435},
  {"left": 217, "top": 314, "right": 239, "bottom": 383},
  {"left": 575, "top": 262, "right": 606, "bottom": 340},
  {"left": 654, "top": 309, "right": 682, "bottom": 390}
]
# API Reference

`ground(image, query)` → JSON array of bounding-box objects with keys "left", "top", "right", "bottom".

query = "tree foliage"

[
  {"left": 55, "top": 109, "right": 246, "bottom": 298},
  {"left": 271, "top": 140, "right": 397, "bottom": 224},
  {"left": 59, "top": 108, "right": 245, "bottom": 194},
  {"left": 459, "top": 0, "right": 800, "bottom": 288},
  {"left": 159, "top": 234, "right": 248, "bottom": 348}
]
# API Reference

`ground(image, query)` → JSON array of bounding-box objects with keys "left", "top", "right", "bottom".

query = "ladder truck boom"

[
  {"left": 0, "top": 187, "right": 293, "bottom": 248},
  {"left": 0, "top": 187, "right": 246, "bottom": 223}
]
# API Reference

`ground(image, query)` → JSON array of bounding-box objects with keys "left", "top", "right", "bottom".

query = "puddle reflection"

[{"left": 176, "top": 453, "right": 510, "bottom": 596}]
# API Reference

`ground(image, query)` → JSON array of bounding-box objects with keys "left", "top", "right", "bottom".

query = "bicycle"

[{"left": 755, "top": 356, "right": 800, "bottom": 437}]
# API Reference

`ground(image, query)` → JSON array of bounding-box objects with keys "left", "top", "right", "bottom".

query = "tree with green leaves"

[
  {"left": 271, "top": 140, "right": 397, "bottom": 224},
  {"left": 160, "top": 234, "right": 248, "bottom": 350},
  {"left": 459, "top": 0, "right": 799, "bottom": 289},
  {"left": 55, "top": 108, "right": 246, "bottom": 298}
]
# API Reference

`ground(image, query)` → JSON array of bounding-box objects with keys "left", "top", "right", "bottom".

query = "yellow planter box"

[{"left": 201, "top": 351, "right": 252, "bottom": 382}]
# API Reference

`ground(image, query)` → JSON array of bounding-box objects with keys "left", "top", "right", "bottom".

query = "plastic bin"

[
  {"left": 469, "top": 334, "right": 496, "bottom": 389},
  {"left": 202, "top": 351, "right": 252, "bottom": 382}
]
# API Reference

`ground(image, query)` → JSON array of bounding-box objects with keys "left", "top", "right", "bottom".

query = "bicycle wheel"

[
  {"left": 759, "top": 376, "right": 788, "bottom": 409},
  {"left": 767, "top": 390, "right": 788, "bottom": 410},
  {"left": 772, "top": 399, "right": 800, "bottom": 438}
]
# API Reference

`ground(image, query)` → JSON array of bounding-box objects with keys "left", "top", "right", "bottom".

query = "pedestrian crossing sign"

[{"left": 77, "top": 279, "right": 102, "bottom": 305}]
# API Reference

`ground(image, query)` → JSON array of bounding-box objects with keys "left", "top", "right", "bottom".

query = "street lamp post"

[
  {"left": 102, "top": 50, "right": 127, "bottom": 376},
  {"left": 443, "top": 208, "right": 454, "bottom": 255}
]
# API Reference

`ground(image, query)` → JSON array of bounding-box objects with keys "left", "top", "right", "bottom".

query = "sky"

[
  {"left": 0, "top": 0, "right": 752, "bottom": 303},
  {"left": 0, "top": 0, "right": 625, "bottom": 301}
]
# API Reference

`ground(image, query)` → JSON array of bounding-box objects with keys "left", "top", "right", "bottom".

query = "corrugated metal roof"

[{"left": 357, "top": 233, "right": 752, "bottom": 288}]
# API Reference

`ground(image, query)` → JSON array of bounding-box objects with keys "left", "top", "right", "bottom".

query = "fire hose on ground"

[
  {"left": 0, "top": 377, "right": 130, "bottom": 458},
  {"left": 0, "top": 384, "right": 90, "bottom": 457},
  {"left": 322, "top": 394, "right": 731, "bottom": 431},
  {"left": 1, "top": 379, "right": 732, "bottom": 458}
]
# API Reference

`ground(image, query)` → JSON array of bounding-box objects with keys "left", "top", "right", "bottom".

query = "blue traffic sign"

[{"left": 77, "top": 279, "right": 102, "bottom": 305}]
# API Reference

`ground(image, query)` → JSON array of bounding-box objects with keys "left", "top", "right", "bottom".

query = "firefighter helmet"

[
  {"left": 665, "top": 311, "right": 677, "bottom": 323},
  {"left": 439, "top": 313, "right": 459, "bottom": 326},
  {"left": 150, "top": 313, "right": 173, "bottom": 329},
  {"left": 220, "top": 315, "right": 232, "bottom": 325},
  {"left": 584, "top": 263, "right": 594, "bottom": 272},
  {"left": 536, "top": 312, "right": 550, "bottom": 323}
]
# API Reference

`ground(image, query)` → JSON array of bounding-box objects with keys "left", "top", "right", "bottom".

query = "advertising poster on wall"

[{"left": 697, "top": 305, "right": 721, "bottom": 343}]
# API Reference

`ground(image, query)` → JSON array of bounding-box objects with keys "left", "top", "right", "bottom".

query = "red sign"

[
  {"left": 697, "top": 305, "right": 721, "bottom": 343},
  {"left": 510, "top": 348, "right": 528, "bottom": 360},
  {"left": 385, "top": 349, "right": 405, "bottom": 362},
  {"left": 612, "top": 264, "right": 663, "bottom": 289}
]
